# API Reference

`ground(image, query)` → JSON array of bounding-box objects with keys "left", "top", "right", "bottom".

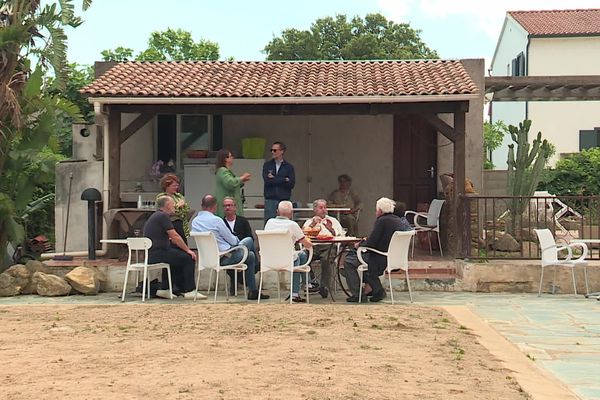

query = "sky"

[{"left": 66, "top": 0, "right": 600, "bottom": 68}]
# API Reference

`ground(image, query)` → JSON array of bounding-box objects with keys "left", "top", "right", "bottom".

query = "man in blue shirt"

[
  {"left": 191, "top": 195, "right": 269, "bottom": 300},
  {"left": 262, "top": 141, "right": 295, "bottom": 223}
]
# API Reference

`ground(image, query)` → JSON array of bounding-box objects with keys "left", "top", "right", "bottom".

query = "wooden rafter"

[{"left": 119, "top": 112, "right": 155, "bottom": 144}]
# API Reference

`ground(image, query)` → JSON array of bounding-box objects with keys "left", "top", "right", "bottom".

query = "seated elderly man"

[
  {"left": 302, "top": 199, "right": 344, "bottom": 298},
  {"left": 143, "top": 195, "right": 206, "bottom": 299},
  {"left": 342, "top": 197, "right": 410, "bottom": 303},
  {"left": 191, "top": 195, "right": 269, "bottom": 300},
  {"left": 265, "top": 201, "right": 313, "bottom": 302}
]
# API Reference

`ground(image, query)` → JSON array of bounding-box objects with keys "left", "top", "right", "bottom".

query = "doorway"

[{"left": 393, "top": 114, "right": 438, "bottom": 211}]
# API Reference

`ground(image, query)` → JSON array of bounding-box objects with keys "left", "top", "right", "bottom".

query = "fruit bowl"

[{"left": 186, "top": 149, "right": 208, "bottom": 159}]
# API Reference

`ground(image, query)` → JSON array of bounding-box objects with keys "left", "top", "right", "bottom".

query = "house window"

[
  {"left": 156, "top": 114, "right": 222, "bottom": 171},
  {"left": 579, "top": 128, "right": 600, "bottom": 151},
  {"left": 511, "top": 52, "right": 526, "bottom": 76}
]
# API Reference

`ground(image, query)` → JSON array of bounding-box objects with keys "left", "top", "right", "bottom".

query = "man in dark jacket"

[
  {"left": 342, "top": 197, "right": 409, "bottom": 303},
  {"left": 222, "top": 196, "right": 256, "bottom": 292},
  {"left": 262, "top": 141, "right": 295, "bottom": 223}
]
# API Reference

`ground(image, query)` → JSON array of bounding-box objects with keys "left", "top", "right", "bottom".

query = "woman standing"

[
  {"left": 328, "top": 174, "right": 362, "bottom": 236},
  {"left": 156, "top": 173, "right": 191, "bottom": 239},
  {"left": 215, "top": 149, "right": 251, "bottom": 217}
]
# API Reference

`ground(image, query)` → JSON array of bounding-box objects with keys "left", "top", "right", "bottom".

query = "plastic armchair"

[
  {"left": 534, "top": 229, "right": 589, "bottom": 297},
  {"left": 121, "top": 237, "right": 174, "bottom": 302},
  {"left": 405, "top": 199, "right": 445, "bottom": 256},
  {"left": 255, "top": 229, "right": 314, "bottom": 304},
  {"left": 190, "top": 232, "right": 248, "bottom": 303},
  {"left": 357, "top": 230, "right": 415, "bottom": 304}
]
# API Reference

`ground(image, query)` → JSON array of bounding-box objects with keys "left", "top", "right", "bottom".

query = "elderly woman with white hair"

[{"left": 341, "top": 197, "right": 412, "bottom": 302}]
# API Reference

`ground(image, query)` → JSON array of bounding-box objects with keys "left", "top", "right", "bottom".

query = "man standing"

[
  {"left": 143, "top": 195, "right": 206, "bottom": 299},
  {"left": 265, "top": 201, "right": 313, "bottom": 302},
  {"left": 191, "top": 195, "right": 269, "bottom": 300},
  {"left": 222, "top": 196, "right": 255, "bottom": 293},
  {"left": 343, "top": 197, "right": 407, "bottom": 303},
  {"left": 263, "top": 141, "right": 295, "bottom": 223},
  {"left": 303, "top": 199, "right": 344, "bottom": 298}
]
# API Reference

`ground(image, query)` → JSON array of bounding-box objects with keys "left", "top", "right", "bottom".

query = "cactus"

[{"left": 506, "top": 120, "right": 552, "bottom": 234}]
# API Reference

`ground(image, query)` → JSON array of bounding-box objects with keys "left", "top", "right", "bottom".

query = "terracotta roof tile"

[
  {"left": 81, "top": 60, "right": 477, "bottom": 99},
  {"left": 509, "top": 9, "right": 600, "bottom": 36}
]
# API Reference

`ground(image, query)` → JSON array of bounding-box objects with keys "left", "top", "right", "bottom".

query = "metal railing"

[{"left": 460, "top": 195, "right": 600, "bottom": 260}]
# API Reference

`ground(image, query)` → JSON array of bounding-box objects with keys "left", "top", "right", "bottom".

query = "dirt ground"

[{"left": 0, "top": 304, "right": 529, "bottom": 400}]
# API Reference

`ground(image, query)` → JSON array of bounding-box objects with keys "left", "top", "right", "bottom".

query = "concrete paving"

[{"left": 1, "top": 291, "right": 598, "bottom": 399}]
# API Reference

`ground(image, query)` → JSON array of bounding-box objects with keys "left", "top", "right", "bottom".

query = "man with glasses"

[{"left": 262, "top": 141, "right": 295, "bottom": 224}]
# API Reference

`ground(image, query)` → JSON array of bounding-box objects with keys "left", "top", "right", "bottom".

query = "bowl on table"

[{"left": 186, "top": 149, "right": 208, "bottom": 159}]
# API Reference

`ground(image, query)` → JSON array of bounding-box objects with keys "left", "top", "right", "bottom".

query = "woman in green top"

[
  {"left": 215, "top": 149, "right": 251, "bottom": 217},
  {"left": 156, "top": 173, "right": 191, "bottom": 239}
]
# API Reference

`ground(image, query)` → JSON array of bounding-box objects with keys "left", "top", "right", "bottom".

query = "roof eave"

[{"left": 87, "top": 94, "right": 479, "bottom": 106}]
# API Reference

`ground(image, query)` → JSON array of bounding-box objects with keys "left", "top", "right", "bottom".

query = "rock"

[
  {"left": 33, "top": 272, "right": 71, "bottom": 296},
  {"left": 25, "top": 260, "right": 50, "bottom": 275},
  {"left": 4, "top": 264, "right": 31, "bottom": 293},
  {"left": 0, "top": 273, "right": 20, "bottom": 297},
  {"left": 490, "top": 233, "right": 520, "bottom": 252},
  {"left": 65, "top": 267, "right": 99, "bottom": 294},
  {"left": 91, "top": 268, "right": 108, "bottom": 293}
]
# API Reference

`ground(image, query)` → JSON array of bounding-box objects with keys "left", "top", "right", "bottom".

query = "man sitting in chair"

[
  {"left": 191, "top": 195, "right": 269, "bottom": 301},
  {"left": 265, "top": 201, "right": 313, "bottom": 303},
  {"left": 342, "top": 197, "right": 407, "bottom": 303},
  {"left": 222, "top": 196, "right": 256, "bottom": 294},
  {"left": 302, "top": 199, "right": 344, "bottom": 298},
  {"left": 143, "top": 195, "right": 206, "bottom": 300}
]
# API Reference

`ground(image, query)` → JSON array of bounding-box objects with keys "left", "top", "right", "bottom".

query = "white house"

[{"left": 490, "top": 9, "right": 600, "bottom": 168}]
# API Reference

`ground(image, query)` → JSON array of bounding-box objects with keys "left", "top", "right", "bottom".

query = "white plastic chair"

[
  {"left": 534, "top": 229, "right": 589, "bottom": 297},
  {"left": 357, "top": 230, "right": 415, "bottom": 304},
  {"left": 255, "top": 229, "right": 313, "bottom": 304},
  {"left": 121, "top": 237, "right": 174, "bottom": 302},
  {"left": 405, "top": 199, "right": 445, "bottom": 256},
  {"left": 191, "top": 231, "right": 248, "bottom": 303}
]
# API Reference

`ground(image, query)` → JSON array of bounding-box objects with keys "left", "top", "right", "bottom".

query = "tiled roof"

[
  {"left": 509, "top": 9, "right": 600, "bottom": 36},
  {"left": 81, "top": 60, "right": 478, "bottom": 99}
]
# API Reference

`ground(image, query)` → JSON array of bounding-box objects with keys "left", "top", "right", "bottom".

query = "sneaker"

[
  {"left": 248, "top": 290, "right": 270, "bottom": 300},
  {"left": 369, "top": 290, "right": 386, "bottom": 302},
  {"left": 285, "top": 294, "right": 307, "bottom": 303},
  {"left": 183, "top": 290, "right": 207, "bottom": 300},
  {"left": 156, "top": 289, "right": 174, "bottom": 299},
  {"left": 319, "top": 286, "right": 329, "bottom": 299},
  {"left": 307, "top": 283, "right": 320, "bottom": 293}
]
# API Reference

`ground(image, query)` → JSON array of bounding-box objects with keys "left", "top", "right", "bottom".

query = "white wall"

[
  {"left": 223, "top": 115, "right": 393, "bottom": 235},
  {"left": 490, "top": 16, "right": 529, "bottom": 169},
  {"left": 120, "top": 113, "right": 156, "bottom": 192},
  {"left": 528, "top": 36, "right": 600, "bottom": 165}
]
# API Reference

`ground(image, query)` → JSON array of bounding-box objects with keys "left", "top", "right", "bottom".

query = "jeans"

[
  {"left": 291, "top": 250, "right": 309, "bottom": 294},
  {"left": 264, "top": 199, "right": 280, "bottom": 224},
  {"left": 149, "top": 247, "right": 196, "bottom": 293},
  {"left": 220, "top": 237, "right": 257, "bottom": 291},
  {"left": 313, "top": 245, "right": 333, "bottom": 291}
]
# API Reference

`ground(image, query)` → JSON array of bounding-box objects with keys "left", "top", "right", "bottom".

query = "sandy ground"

[{"left": 0, "top": 304, "right": 529, "bottom": 400}]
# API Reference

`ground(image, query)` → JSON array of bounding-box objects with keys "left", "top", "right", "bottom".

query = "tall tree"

[
  {"left": 102, "top": 28, "right": 219, "bottom": 62},
  {"left": 264, "top": 13, "right": 438, "bottom": 60},
  {"left": 0, "top": 0, "right": 89, "bottom": 265}
]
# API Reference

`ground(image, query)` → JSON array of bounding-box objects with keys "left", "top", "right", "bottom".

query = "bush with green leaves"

[{"left": 539, "top": 147, "right": 600, "bottom": 196}]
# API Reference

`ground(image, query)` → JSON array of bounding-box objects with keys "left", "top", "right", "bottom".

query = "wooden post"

[
  {"left": 108, "top": 109, "right": 121, "bottom": 209},
  {"left": 453, "top": 111, "right": 466, "bottom": 257}
]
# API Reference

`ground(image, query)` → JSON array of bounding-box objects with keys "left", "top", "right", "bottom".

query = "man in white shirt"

[
  {"left": 265, "top": 201, "right": 312, "bottom": 302},
  {"left": 303, "top": 199, "right": 344, "bottom": 298},
  {"left": 191, "top": 195, "right": 269, "bottom": 300}
]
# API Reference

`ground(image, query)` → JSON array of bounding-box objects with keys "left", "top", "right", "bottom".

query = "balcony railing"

[{"left": 459, "top": 195, "right": 600, "bottom": 260}]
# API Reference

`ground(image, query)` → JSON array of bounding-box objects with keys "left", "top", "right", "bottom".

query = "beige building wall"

[
  {"left": 119, "top": 113, "right": 156, "bottom": 192},
  {"left": 528, "top": 37, "right": 600, "bottom": 165},
  {"left": 223, "top": 115, "right": 393, "bottom": 234}
]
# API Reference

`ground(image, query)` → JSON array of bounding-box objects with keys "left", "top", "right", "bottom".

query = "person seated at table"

[
  {"left": 302, "top": 199, "right": 344, "bottom": 298},
  {"left": 328, "top": 174, "right": 362, "bottom": 237},
  {"left": 393, "top": 201, "right": 414, "bottom": 231},
  {"left": 144, "top": 195, "right": 206, "bottom": 300},
  {"left": 222, "top": 196, "right": 256, "bottom": 294},
  {"left": 191, "top": 195, "right": 269, "bottom": 300},
  {"left": 265, "top": 201, "right": 313, "bottom": 303},
  {"left": 342, "top": 197, "right": 406, "bottom": 303},
  {"left": 156, "top": 173, "right": 191, "bottom": 241}
]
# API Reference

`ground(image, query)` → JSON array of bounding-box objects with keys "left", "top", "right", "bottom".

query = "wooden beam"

[
  {"left": 120, "top": 112, "right": 155, "bottom": 144},
  {"left": 420, "top": 113, "right": 458, "bottom": 142},
  {"left": 108, "top": 109, "right": 121, "bottom": 209},
  {"left": 111, "top": 101, "right": 470, "bottom": 116},
  {"left": 453, "top": 111, "right": 467, "bottom": 258}
]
